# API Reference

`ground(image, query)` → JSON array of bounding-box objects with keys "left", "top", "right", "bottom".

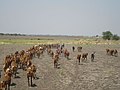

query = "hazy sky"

[{"left": 0, "top": 0, "right": 120, "bottom": 36}]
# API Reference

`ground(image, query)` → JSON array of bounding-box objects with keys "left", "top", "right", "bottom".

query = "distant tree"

[
  {"left": 102, "top": 31, "right": 113, "bottom": 40},
  {"left": 0, "top": 33, "right": 4, "bottom": 35},
  {"left": 112, "top": 34, "right": 120, "bottom": 40},
  {"left": 95, "top": 35, "right": 99, "bottom": 37}
]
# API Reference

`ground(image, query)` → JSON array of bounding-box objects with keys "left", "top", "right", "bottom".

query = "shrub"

[
  {"left": 112, "top": 34, "right": 120, "bottom": 40},
  {"left": 102, "top": 31, "right": 113, "bottom": 40}
]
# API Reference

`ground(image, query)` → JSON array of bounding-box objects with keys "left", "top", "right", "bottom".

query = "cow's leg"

[
  {"left": 8, "top": 84, "right": 10, "bottom": 90},
  {"left": 54, "top": 62, "right": 56, "bottom": 68},
  {"left": 22, "top": 64, "right": 24, "bottom": 70},
  {"left": 5, "top": 85, "right": 7, "bottom": 90},
  {"left": 79, "top": 59, "right": 80, "bottom": 65},
  {"left": 56, "top": 62, "right": 58, "bottom": 68},
  {"left": 15, "top": 71, "right": 17, "bottom": 78},
  {"left": 4, "top": 83, "right": 7, "bottom": 90},
  {"left": 28, "top": 77, "right": 30, "bottom": 86},
  {"left": 31, "top": 76, "right": 33, "bottom": 86}
]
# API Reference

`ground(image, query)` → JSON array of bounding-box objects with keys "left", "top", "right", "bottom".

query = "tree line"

[
  {"left": 102, "top": 31, "right": 120, "bottom": 40},
  {"left": 0, "top": 31, "right": 119, "bottom": 40},
  {"left": 0, "top": 33, "right": 26, "bottom": 36}
]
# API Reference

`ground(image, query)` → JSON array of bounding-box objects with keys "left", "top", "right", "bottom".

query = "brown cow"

[
  {"left": 53, "top": 54, "right": 59, "bottom": 68},
  {"left": 64, "top": 49, "right": 70, "bottom": 59},
  {"left": 82, "top": 53, "right": 88, "bottom": 61},
  {"left": 114, "top": 49, "right": 118, "bottom": 57},
  {"left": 77, "top": 47, "right": 82, "bottom": 52},
  {"left": 3, "top": 55, "right": 12, "bottom": 72},
  {"left": 106, "top": 49, "right": 110, "bottom": 55},
  {"left": 109, "top": 50, "right": 114, "bottom": 56},
  {"left": 11, "top": 61, "right": 18, "bottom": 78},
  {"left": 77, "top": 54, "right": 81, "bottom": 65},
  {"left": 3, "top": 68, "right": 12, "bottom": 90},
  {"left": 27, "top": 65, "right": 36, "bottom": 87},
  {"left": 106, "top": 49, "right": 118, "bottom": 56}
]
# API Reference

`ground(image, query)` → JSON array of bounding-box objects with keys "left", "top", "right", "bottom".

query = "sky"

[{"left": 0, "top": 0, "right": 120, "bottom": 36}]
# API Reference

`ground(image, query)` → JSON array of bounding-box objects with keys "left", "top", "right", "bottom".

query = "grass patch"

[{"left": 0, "top": 38, "right": 120, "bottom": 45}]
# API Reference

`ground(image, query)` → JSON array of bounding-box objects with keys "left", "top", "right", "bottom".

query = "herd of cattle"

[{"left": 0, "top": 44, "right": 118, "bottom": 90}]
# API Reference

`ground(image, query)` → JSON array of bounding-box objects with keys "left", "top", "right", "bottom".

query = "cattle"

[
  {"left": 82, "top": 53, "right": 88, "bottom": 61},
  {"left": 61, "top": 44, "right": 65, "bottom": 49},
  {"left": 72, "top": 46, "right": 75, "bottom": 52},
  {"left": 109, "top": 50, "right": 114, "bottom": 56},
  {"left": 106, "top": 49, "right": 118, "bottom": 56},
  {"left": 91, "top": 52, "right": 95, "bottom": 62},
  {"left": 3, "top": 55, "right": 12, "bottom": 72},
  {"left": 14, "top": 54, "right": 20, "bottom": 68},
  {"left": 11, "top": 61, "right": 18, "bottom": 78},
  {"left": 53, "top": 58, "right": 59, "bottom": 68},
  {"left": 77, "top": 54, "right": 81, "bottom": 65},
  {"left": 51, "top": 44, "right": 60, "bottom": 49},
  {"left": 2, "top": 68, "right": 12, "bottom": 90},
  {"left": 27, "top": 65, "right": 36, "bottom": 87},
  {"left": 106, "top": 49, "right": 110, "bottom": 55},
  {"left": 47, "top": 48, "right": 52, "bottom": 55},
  {"left": 77, "top": 46, "right": 82, "bottom": 52},
  {"left": 27, "top": 60, "right": 32, "bottom": 68},
  {"left": 106, "top": 49, "right": 114, "bottom": 56},
  {"left": 36, "top": 50, "right": 41, "bottom": 58},
  {"left": 64, "top": 49, "right": 70, "bottom": 59},
  {"left": 31, "top": 65, "right": 37, "bottom": 79},
  {"left": 56, "top": 49, "right": 61, "bottom": 55},
  {"left": 53, "top": 54, "right": 59, "bottom": 68},
  {"left": 114, "top": 49, "right": 118, "bottom": 57},
  {"left": 19, "top": 52, "right": 33, "bottom": 70},
  {"left": 50, "top": 51, "right": 54, "bottom": 58}
]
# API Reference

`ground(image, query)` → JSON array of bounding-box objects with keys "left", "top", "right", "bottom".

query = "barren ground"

[{"left": 0, "top": 38, "right": 120, "bottom": 90}]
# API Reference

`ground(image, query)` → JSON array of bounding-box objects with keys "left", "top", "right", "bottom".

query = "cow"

[
  {"left": 27, "top": 65, "right": 36, "bottom": 87},
  {"left": 11, "top": 61, "right": 18, "bottom": 78},
  {"left": 106, "top": 49, "right": 110, "bottom": 55},
  {"left": 77, "top": 54, "right": 81, "bottom": 65},
  {"left": 91, "top": 52, "right": 95, "bottom": 62},
  {"left": 72, "top": 46, "right": 75, "bottom": 52},
  {"left": 106, "top": 49, "right": 118, "bottom": 56},
  {"left": 82, "top": 53, "right": 88, "bottom": 61},
  {"left": 64, "top": 49, "right": 70, "bottom": 60},
  {"left": 36, "top": 50, "right": 41, "bottom": 58},
  {"left": 109, "top": 50, "right": 114, "bottom": 56},
  {"left": 3, "top": 68, "right": 12, "bottom": 90},
  {"left": 53, "top": 54, "right": 59, "bottom": 68},
  {"left": 114, "top": 49, "right": 118, "bottom": 57},
  {"left": 77, "top": 46, "right": 82, "bottom": 52}
]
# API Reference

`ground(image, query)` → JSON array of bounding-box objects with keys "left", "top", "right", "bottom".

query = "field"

[{"left": 0, "top": 35, "right": 120, "bottom": 90}]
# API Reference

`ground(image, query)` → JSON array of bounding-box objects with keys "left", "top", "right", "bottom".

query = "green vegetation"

[
  {"left": 102, "top": 31, "right": 120, "bottom": 40},
  {"left": 112, "top": 34, "right": 120, "bottom": 40},
  {"left": 0, "top": 38, "right": 120, "bottom": 45},
  {"left": 102, "top": 31, "right": 113, "bottom": 40},
  {"left": 0, "top": 32, "right": 119, "bottom": 45},
  {"left": 0, "top": 39, "right": 58, "bottom": 44}
]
